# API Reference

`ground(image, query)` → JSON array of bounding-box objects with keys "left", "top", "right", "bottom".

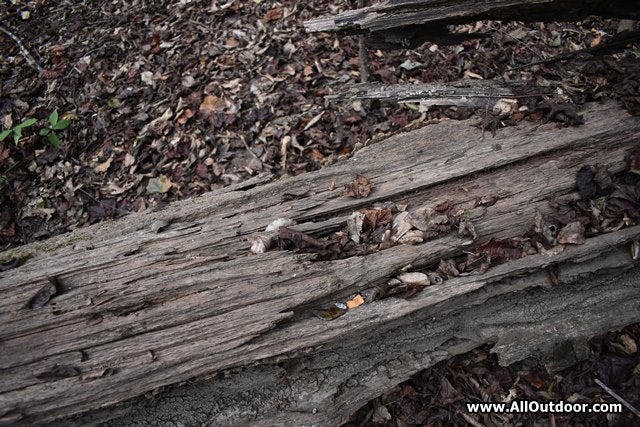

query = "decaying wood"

[
  {"left": 326, "top": 81, "right": 554, "bottom": 109},
  {"left": 304, "top": 0, "right": 640, "bottom": 49},
  {"left": 1, "top": 103, "right": 640, "bottom": 426}
]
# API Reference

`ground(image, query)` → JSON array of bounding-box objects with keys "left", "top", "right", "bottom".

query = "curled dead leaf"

[
  {"left": 396, "top": 229, "right": 424, "bottom": 245},
  {"left": 397, "top": 272, "right": 430, "bottom": 286},
  {"left": 248, "top": 234, "right": 273, "bottom": 254},
  {"left": 557, "top": 221, "right": 585, "bottom": 245},
  {"left": 94, "top": 155, "right": 113, "bottom": 173}
]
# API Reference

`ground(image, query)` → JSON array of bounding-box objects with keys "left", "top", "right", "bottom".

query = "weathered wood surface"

[
  {"left": 79, "top": 253, "right": 640, "bottom": 427},
  {"left": 304, "top": 0, "right": 640, "bottom": 49},
  {"left": 326, "top": 81, "right": 552, "bottom": 108},
  {"left": 1, "top": 103, "right": 640, "bottom": 425}
]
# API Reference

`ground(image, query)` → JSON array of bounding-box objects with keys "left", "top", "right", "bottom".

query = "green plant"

[
  {"left": 38, "top": 110, "right": 71, "bottom": 148},
  {"left": 0, "top": 118, "right": 37, "bottom": 145}
]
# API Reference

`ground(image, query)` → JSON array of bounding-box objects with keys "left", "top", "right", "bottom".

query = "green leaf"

[
  {"left": 49, "top": 110, "right": 59, "bottom": 127},
  {"left": 16, "top": 118, "right": 37, "bottom": 128},
  {"left": 53, "top": 119, "right": 71, "bottom": 130},
  {"left": 107, "top": 98, "right": 121, "bottom": 108},
  {"left": 39, "top": 128, "right": 50, "bottom": 136},
  {"left": 47, "top": 132, "right": 60, "bottom": 148},
  {"left": 0, "top": 129, "right": 11, "bottom": 141}
]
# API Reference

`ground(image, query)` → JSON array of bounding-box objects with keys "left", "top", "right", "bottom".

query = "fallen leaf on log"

[
  {"left": 343, "top": 174, "right": 373, "bottom": 198},
  {"left": 557, "top": 221, "right": 586, "bottom": 245},
  {"left": 475, "top": 238, "right": 522, "bottom": 263}
]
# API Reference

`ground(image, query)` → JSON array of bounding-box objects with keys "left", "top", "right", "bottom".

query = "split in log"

[
  {"left": 304, "top": 0, "right": 640, "bottom": 49},
  {"left": 1, "top": 103, "right": 640, "bottom": 426}
]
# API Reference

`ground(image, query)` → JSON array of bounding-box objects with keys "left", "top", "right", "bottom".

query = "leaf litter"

[{"left": 2, "top": 4, "right": 638, "bottom": 250}]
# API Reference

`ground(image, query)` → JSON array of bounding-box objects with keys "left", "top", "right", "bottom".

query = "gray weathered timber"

[
  {"left": 304, "top": 0, "right": 640, "bottom": 49},
  {"left": 326, "top": 81, "right": 552, "bottom": 108},
  {"left": 78, "top": 256, "right": 640, "bottom": 427},
  {"left": 1, "top": 103, "right": 640, "bottom": 425}
]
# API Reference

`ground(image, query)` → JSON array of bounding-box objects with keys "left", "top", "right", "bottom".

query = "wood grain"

[{"left": 1, "top": 103, "right": 639, "bottom": 425}]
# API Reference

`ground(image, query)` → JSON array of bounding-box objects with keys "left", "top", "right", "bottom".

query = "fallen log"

[
  {"left": 1, "top": 103, "right": 640, "bottom": 426},
  {"left": 304, "top": 0, "right": 640, "bottom": 49},
  {"left": 325, "top": 81, "right": 555, "bottom": 109}
]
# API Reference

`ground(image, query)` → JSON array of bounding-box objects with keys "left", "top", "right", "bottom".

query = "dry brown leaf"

[
  {"left": 177, "top": 109, "right": 194, "bottom": 125},
  {"left": 360, "top": 208, "right": 393, "bottom": 231},
  {"left": 262, "top": 7, "right": 283, "bottom": 22},
  {"left": 557, "top": 221, "right": 585, "bottom": 245},
  {"left": 343, "top": 174, "right": 373, "bottom": 198},
  {"left": 199, "top": 95, "right": 226, "bottom": 116},
  {"left": 225, "top": 37, "right": 240, "bottom": 48},
  {"left": 94, "top": 155, "right": 113, "bottom": 173}
]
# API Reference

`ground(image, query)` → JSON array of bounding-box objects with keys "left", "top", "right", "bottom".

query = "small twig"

[
  {"left": 239, "top": 135, "right": 261, "bottom": 161},
  {"left": 0, "top": 23, "right": 43, "bottom": 73},
  {"left": 594, "top": 378, "right": 640, "bottom": 418},
  {"left": 357, "top": 0, "right": 372, "bottom": 112},
  {"left": 357, "top": 0, "right": 370, "bottom": 84}
]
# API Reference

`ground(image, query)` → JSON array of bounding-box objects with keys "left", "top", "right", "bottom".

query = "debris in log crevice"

[
  {"left": 260, "top": 199, "right": 477, "bottom": 260},
  {"left": 309, "top": 149, "right": 640, "bottom": 320}
]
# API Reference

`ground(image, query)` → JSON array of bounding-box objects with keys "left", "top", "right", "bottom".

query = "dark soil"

[{"left": 1, "top": 0, "right": 639, "bottom": 425}]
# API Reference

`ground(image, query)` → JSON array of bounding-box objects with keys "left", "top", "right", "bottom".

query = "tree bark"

[{"left": 1, "top": 103, "right": 639, "bottom": 426}]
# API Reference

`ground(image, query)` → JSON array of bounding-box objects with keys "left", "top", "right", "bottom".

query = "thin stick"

[
  {"left": 0, "top": 23, "right": 43, "bottom": 73},
  {"left": 594, "top": 378, "right": 640, "bottom": 418},
  {"left": 240, "top": 135, "right": 260, "bottom": 161},
  {"left": 357, "top": 0, "right": 370, "bottom": 84}
]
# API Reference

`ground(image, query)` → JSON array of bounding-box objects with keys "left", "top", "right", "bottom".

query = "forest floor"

[{"left": 1, "top": 0, "right": 639, "bottom": 425}]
